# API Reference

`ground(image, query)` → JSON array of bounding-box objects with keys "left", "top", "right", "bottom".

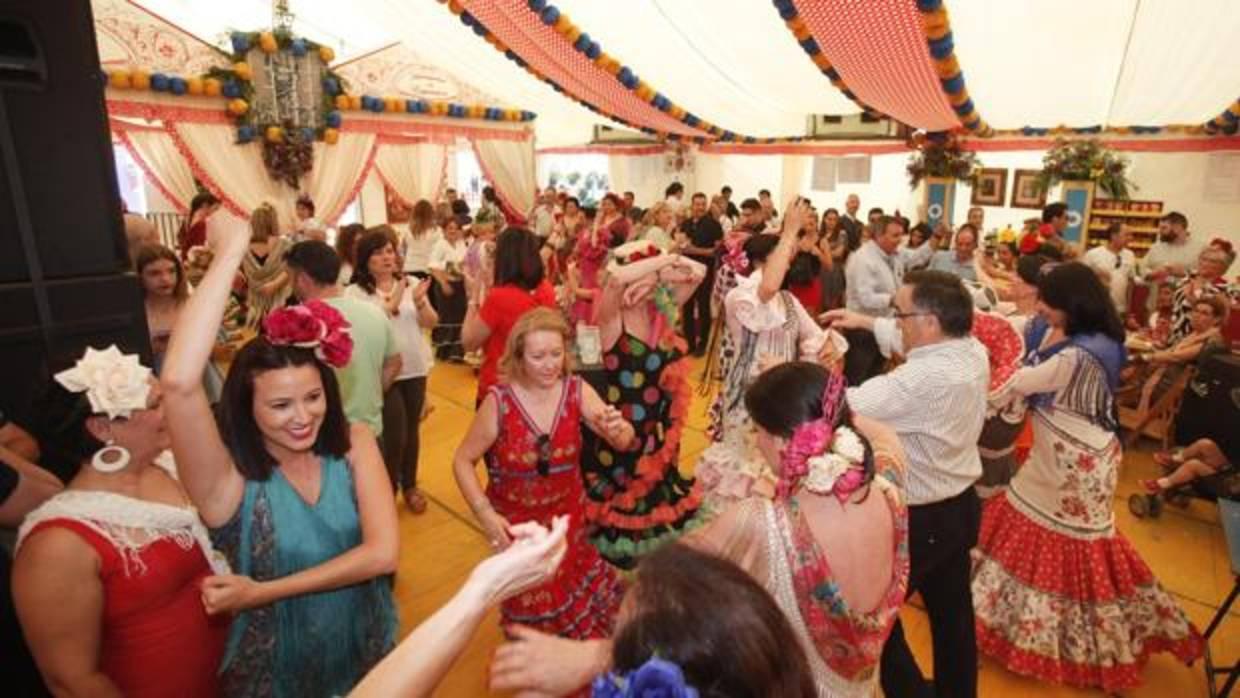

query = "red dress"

[
  {"left": 477, "top": 280, "right": 558, "bottom": 403},
  {"left": 484, "top": 376, "right": 622, "bottom": 639},
  {"left": 28, "top": 519, "right": 228, "bottom": 698}
]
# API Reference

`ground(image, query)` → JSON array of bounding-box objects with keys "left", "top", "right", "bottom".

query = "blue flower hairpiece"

[{"left": 591, "top": 657, "right": 700, "bottom": 698}]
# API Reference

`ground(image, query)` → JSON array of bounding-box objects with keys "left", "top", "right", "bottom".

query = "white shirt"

[
  {"left": 402, "top": 226, "right": 442, "bottom": 274},
  {"left": 344, "top": 283, "right": 432, "bottom": 379},
  {"left": 847, "top": 326, "right": 989, "bottom": 505},
  {"left": 1082, "top": 244, "right": 1137, "bottom": 312},
  {"left": 427, "top": 237, "right": 468, "bottom": 272},
  {"left": 529, "top": 205, "right": 556, "bottom": 238},
  {"left": 844, "top": 240, "right": 934, "bottom": 317}
]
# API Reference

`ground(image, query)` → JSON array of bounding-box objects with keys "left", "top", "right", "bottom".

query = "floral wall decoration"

[
  {"left": 1036, "top": 138, "right": 1136, "bottom": 199},
  {"left": 213, "top": 30, "right": 345, "bottom": 188},
  {"left": 906, "top": 131, "right": 981, "bottom": 190}
]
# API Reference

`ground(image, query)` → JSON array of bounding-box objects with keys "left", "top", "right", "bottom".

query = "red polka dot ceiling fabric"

[
  {"left": 794, "top": 0, "right": 960, "bottom": 131},
  {"left": 460, "top": 0, "right": 711, "bottom": 139}
]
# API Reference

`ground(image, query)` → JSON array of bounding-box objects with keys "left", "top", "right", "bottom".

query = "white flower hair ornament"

[{"left": 54, "top": 346, "right": 153, "bottom": 420}]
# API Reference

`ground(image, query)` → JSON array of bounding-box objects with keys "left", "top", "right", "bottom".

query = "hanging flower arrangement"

[
  {"left": 1036, "top": 138, "right": 1136, "bottom": 199},
  {"left": 212, "top": 29, "right": 347, "bottom": 187},
  {"left": 906, "top": 131, "right": 981, "bottom": 190}
]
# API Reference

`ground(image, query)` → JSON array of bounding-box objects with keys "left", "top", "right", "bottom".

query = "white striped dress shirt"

[{"left": 846, "top": 321, "right": 989, "bottom": 505}]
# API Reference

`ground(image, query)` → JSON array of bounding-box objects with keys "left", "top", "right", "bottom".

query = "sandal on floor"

[
  {"left": 1153, "top": 450, "right": 1182, "bottom": 470},
  {"left": 1138, "top": 478, "right": 1165, "bottom": 495},
  {"left": 403, "top": 488, "right": 428, "bottom": 514}
]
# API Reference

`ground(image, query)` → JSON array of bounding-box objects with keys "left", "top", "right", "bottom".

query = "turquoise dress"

[{"left": 210, "top": 455, "right": 396, "bottom": 698}]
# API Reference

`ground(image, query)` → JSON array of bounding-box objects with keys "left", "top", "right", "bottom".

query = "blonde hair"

[
  {"left": 499, "top": 307, "right": 574, "bottom": 384},
  {"left": 250, "top": 203, "right": 279, "bottom": 242},
  {"left": 642, "top": 201, "right": 674, "bottom": 228}
]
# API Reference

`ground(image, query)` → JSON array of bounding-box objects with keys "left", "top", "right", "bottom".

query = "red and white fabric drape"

[
  {"left": 166, "top": 122, "right": 376, "bottom": 225},
  {"left": 472, "top": 137, "right": 537, "bottom": 223},
  {"left": 116, "top": 127, "right": 197, "bottom": 213},
  {"left": 308, "top": 133, "right": 378, "bottom": 223},
  {"left": 373, "top": 142, "right": 448, "bottom": 207}
]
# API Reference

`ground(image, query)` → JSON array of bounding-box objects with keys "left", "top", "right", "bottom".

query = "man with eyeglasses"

[
  {"left": 839, "top": 215, "right": 934, "bottom": 384},
  {"left": 822, "top": 270, "right": 988, "bottom": 698},
  {"left": 1082, "top": 222, "right": 1137, "bottom": 315}
]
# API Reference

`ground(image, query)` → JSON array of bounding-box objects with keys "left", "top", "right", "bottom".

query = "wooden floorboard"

[{"left": 394, "top": 358, "right": 1234, "bottom": 697}]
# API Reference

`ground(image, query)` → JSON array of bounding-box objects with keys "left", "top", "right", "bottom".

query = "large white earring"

[{"left": 91, "top": 441, "right": 131, "bottom": 473}]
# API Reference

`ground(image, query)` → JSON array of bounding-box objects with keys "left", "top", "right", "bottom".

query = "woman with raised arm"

[
  {"left": 581, "top": 240, "right": 705, "bottom": 568},
  {"left": 452, "top": 308, "right": 628, "bottom": 656},
  {"left": 161, "top": 213, "right": 399, "bottom": 698},
  {"left": 697, "top": 200, "right": 848, "bottom": 515}
]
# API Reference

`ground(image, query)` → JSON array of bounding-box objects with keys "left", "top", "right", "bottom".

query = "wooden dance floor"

[{"left": 397, "top": 359, "right": 1233, "bottom": 697}]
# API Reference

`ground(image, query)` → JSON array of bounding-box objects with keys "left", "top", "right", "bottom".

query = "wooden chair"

[{"left": 1119, "top": 364, "right": 1195, "bottom": 449}]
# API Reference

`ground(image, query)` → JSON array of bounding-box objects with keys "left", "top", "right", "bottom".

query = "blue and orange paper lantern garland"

[
  {"left": 1205, "top": 98, "right": 1240, "bottom": 135},
  {"left": 443, "top": 0, "right": 807, "bottom": 145},
  {"left": 915, "top": 0, "right": 992, "bottom": 137},
  {"left": 771, "top": 0, "right": 887, "bottom": 124}
]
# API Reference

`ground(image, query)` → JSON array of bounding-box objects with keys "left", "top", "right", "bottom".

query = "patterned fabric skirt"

[
  {"left": 498, "top": 519, "right": 622, "bottom": 641},
  {"left": 971, "top": 494, "right": 1203, "bottom": 692},
  {"left": 581, "top": 335, "right": 701, "bottom": 569}
]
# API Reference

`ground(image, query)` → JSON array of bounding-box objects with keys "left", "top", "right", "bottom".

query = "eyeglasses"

[
  {"left": 892, "top": 310, "right": 931, "bottom": 320},
  {"left": 535, "top": 434, "right": 551, "bottom": 476}
]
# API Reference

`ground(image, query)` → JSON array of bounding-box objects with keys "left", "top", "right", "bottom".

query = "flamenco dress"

[
  {"left": 971, "top": 317, "right": 1202, "bottom": 692},
  {"left": 580, "top": 317, "right": 701, "bottom": 569},
  {"left": 485, "top": 375, "right": 623, "bottom": 636}
]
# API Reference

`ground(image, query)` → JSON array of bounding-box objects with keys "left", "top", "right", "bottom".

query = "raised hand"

[
  {"left": 469, "top": 516, "right": 569, "bottom": 605},
  {"left": 204, "top": 210, "right": 252, "bottom": 257}
]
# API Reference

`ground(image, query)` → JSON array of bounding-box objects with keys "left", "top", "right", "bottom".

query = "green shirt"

[{"left": 325, "top": 296, "right": 398, "bottom": 436}]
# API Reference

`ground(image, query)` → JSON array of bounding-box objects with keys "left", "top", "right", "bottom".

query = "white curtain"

[
  {"left": 779, "top": 155, "right": 811, "bottom": 207},
  {"left": 308, "top": 132, "right": 377, "bottom": 224},
  {"left": 472, "top": 138, "right": 537, "bottom": 216},
  {"left": 120, "top": 129, "right": 198, "bottom": 213},
  {"left": 169, "top": 122, "right": 375, "bottom": 225},
  {"left": 374, "top": 142, "right": 447, "bottom": 206},
  {"left": 169, "top": 122, "right": 296, "bottom": 223},
  {"left": 607, "top": 154, "right": 666, "bottom": 208}
]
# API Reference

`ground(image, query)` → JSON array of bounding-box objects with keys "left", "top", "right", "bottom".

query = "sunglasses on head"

[{"left": 535, "top": 434, "right": 551, "bottom": 476}]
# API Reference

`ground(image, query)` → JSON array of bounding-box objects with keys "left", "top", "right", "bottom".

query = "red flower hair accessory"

[
  {"left": 1210, "top": 238, "right": 1234, "bottom": 255},
  {"left": 263, "top": 300, "right": 353, "bottom": 368}
]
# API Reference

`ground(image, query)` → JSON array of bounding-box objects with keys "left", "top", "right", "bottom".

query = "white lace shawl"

[{"left": 16, "top": 489, "right": 230, "bottom": 577}]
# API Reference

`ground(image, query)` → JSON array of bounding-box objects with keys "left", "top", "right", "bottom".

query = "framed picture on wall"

[
  {"left": 1011, "top": 169, "right": 1047, "bottom": 209},
  {"left": 971, "top": 168, "right": 1007, "bottom": 206}
]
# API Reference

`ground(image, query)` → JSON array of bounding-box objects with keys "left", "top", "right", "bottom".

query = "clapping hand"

[
  {"left": 413, "top": 277, "right": 431, "bottom": 303},
  {"left": 469, "top": 516, "right": 569, "bottom": 605}
]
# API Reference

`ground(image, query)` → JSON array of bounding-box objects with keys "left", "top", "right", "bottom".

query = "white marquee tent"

[{"left": 100, "top": 0, "right": 1240, "bottom": 242}]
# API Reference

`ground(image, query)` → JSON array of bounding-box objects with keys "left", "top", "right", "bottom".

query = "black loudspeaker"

[
  {"left": 1177, "top": 352, "right": 1240, "bottom": 461},
  {"left": 0, "top": 0, "right": 150, "bottom": 426}
]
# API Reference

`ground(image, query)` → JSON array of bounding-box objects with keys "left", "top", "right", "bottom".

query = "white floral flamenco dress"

[
  {"left": 694, "top": 269, "right": 846, "bottom": 517},
  {"left": 970, "top": 316, "right": 1202, "bottom": 693}
]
